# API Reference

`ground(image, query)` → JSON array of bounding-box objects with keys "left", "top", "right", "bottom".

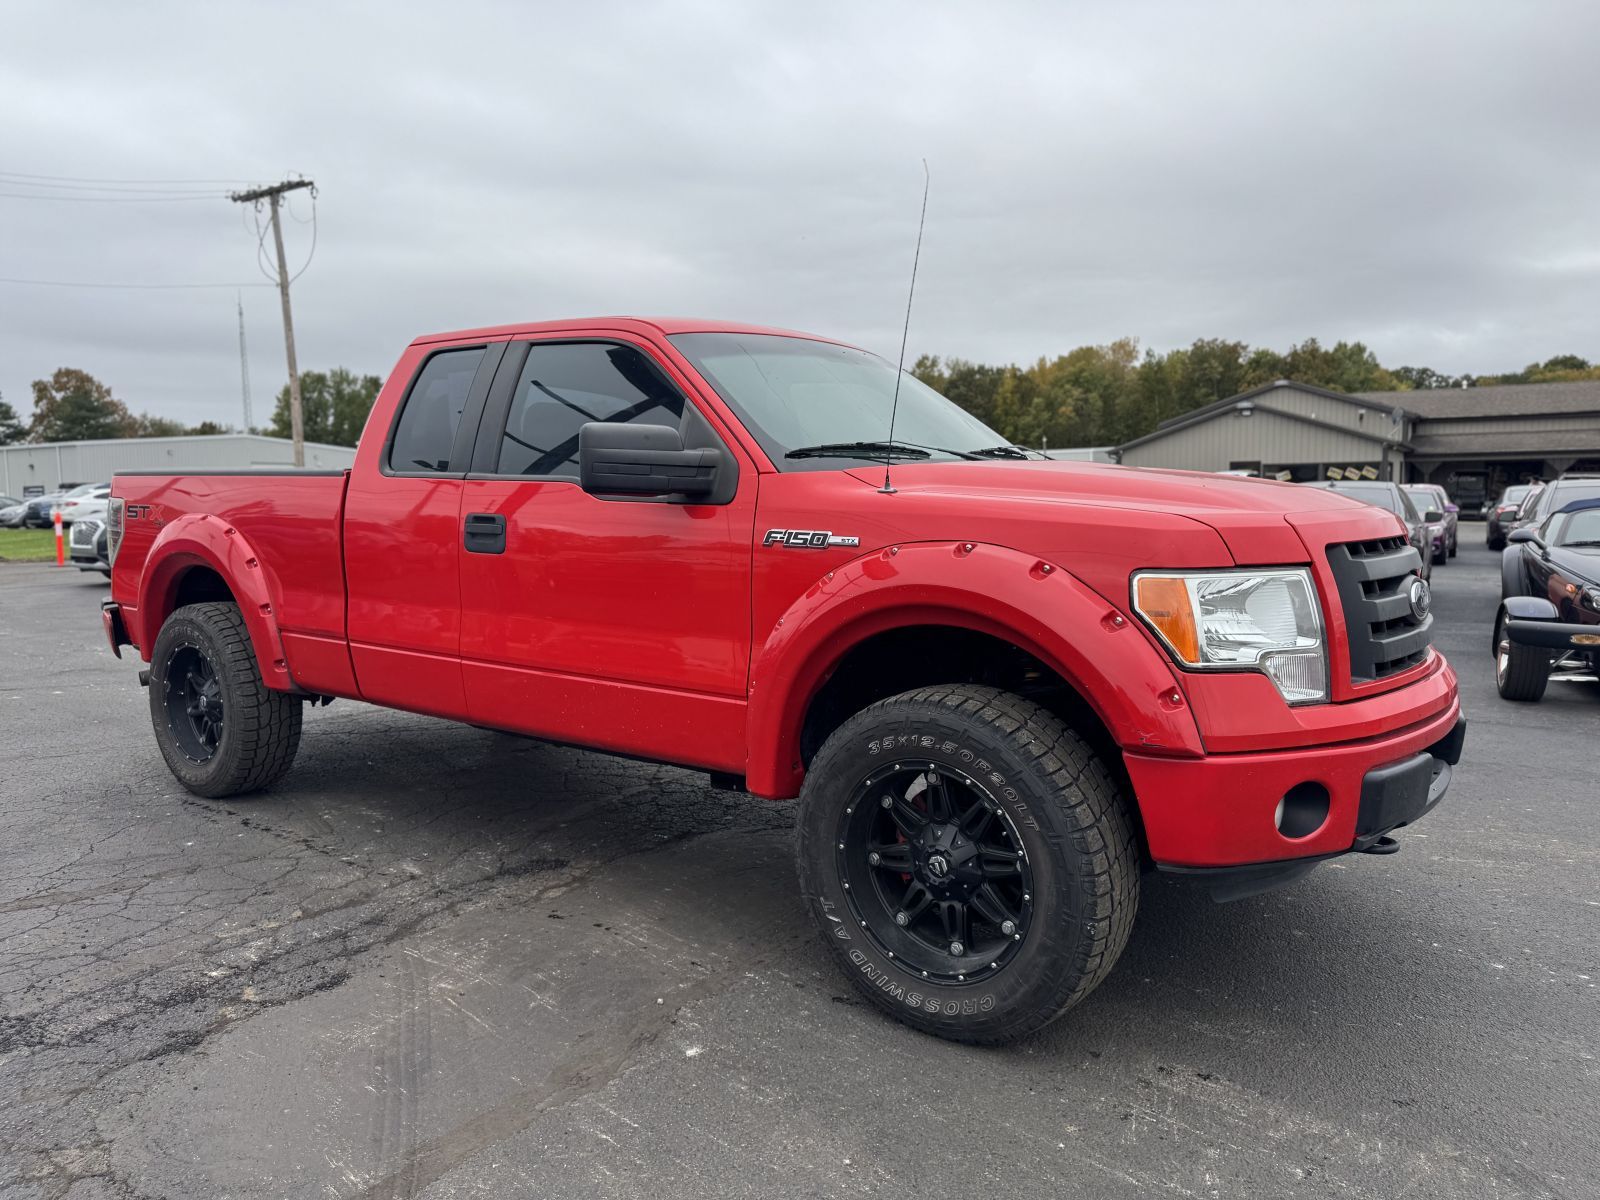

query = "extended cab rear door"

[
  {"left": 344, "top": 340, "right": 506, "bottom": 719},
  {"left": 454, "top": 330, "right": 757, "bottom": 773}
]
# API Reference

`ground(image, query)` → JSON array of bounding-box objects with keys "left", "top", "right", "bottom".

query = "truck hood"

[{"left": 843, "top": 459, "right": 1400, "bottom": 564}]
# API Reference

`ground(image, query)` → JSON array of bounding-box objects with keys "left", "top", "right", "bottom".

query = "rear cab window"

[{"left": 388, "top": 346, "right": 487, "bottom": 473}]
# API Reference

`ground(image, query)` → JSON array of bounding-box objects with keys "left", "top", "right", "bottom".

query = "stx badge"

[{"left": 762, "top": 529, "right": 860, "bottom": 550}]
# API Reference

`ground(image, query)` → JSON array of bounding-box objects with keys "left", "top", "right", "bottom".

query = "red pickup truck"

[{"left": 105, "top": 317, "right": 1464, "bottom": 1042}]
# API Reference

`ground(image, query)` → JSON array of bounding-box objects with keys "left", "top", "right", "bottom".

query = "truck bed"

[{"left": 111, "top": 470, "right": 351, "bottom": 691}]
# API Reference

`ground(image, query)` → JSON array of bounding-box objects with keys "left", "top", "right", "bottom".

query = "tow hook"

[
  {"left": 137, "top": 669, "right": 150, "bottom": 688},
  {"left": 1360, "top": 834, "right": 1401, "bottom": 855}
]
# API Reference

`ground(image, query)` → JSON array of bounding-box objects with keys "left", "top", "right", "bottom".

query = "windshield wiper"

[
  {"left": 785, "top": 441, "right": 933, "bottom": 461},
  {"left": 969, "top": 444, "right": 1040, "bottom": 460},
  {"left": 1558, "top": 539, "right": 1600, "bottom": 548}
]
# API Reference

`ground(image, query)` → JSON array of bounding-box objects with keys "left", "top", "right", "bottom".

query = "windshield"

[
  {"left": 1551, "top": 507, "right": 1600, "bottom": 547},
  {"left": 670, "top": 332, "right": 1008, "bottom": 467},
  {"left": 1402, "top": 486, "right": 1442, "bottom": 516},
  {"left": 1313, "top": 482, "right": 1407, "bottom": 518},
  {"left": 1500, "top": 485, "right": 1531, "bottom": 506}
]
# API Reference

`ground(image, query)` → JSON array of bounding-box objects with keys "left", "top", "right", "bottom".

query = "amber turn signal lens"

[{"left": 1134, "top": 576, "right": 1200, "bottom": 663}]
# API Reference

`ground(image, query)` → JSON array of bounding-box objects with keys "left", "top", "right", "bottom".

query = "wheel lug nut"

[
  {"left": 895, "top": 911, "right": 908, "bottom": 926},
  {"left": 868, "top": 851, "right": 881, "bottom": 865},
  {"left": 1001, "top": 920, "right": 1016, "bottom": 935},
  {"left": 880, "top": 796, "right": 893, "bottom": 808},
  {"left": 949, "top": 940, "right": 964, "bottom": 955}
]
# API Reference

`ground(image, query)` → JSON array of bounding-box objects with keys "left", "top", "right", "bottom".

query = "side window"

[
  {"left": 497, "top": 342, "right": 685, "bottom": 478},
  {"left": 388, "top": 347, "right": 486, "bottom": 473}
]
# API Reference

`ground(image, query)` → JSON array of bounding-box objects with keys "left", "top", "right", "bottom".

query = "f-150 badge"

[{"left": 763, "top": 529, "right": 860, "bottom": 549}]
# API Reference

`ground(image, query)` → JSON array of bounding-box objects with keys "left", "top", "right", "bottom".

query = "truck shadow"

[{"left": 237, "top": 709, "right": 1504, "bottom": 1074}]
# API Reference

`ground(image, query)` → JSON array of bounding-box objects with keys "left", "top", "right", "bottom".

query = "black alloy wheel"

[
  {"left": 837, "top": 761, "right": 1033, "bottom": 984},
  {"left": 148, "top": 602, "right": 303, "bottom": 797},
  {"left": 164, "top": 643, "right": 225, "bottom": 762}
]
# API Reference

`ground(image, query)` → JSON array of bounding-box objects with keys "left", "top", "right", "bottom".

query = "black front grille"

[{"left": 1325, "top": 535, "right": 1432, "bottom": 683}]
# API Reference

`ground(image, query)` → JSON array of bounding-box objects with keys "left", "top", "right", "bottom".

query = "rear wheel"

[
  {"left": 796, "top": 685, "right": 1140, "bottom": 1044},
  {"left": 148, "top": 602, "right": 302, "bottom": 796},
  {"left": 1494, "top": 612, "right": 1549, "bottom": 702}
]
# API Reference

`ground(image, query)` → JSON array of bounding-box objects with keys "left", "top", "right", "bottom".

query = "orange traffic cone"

[{"left": 53, "top": 508, "right": 65, "bottom": 567}]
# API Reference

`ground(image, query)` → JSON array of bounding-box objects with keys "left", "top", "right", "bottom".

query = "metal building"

[
  {"left": 1, "top": 434, "right": 356, "bottom": 497},
  {"left": 1116, "top": 381, "right": 1411, "bottom": 482},
  {"left": 1116, "top": 378, "right": 1600, "bottom": 515}
]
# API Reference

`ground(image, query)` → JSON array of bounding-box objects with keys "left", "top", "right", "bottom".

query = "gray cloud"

[{"left": 2, "top": 0, "right": 1597, "bottom": 427}]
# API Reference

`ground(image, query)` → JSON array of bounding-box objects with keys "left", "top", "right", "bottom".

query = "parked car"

[
  {"left": 1302, "top": 480, "right": 1433, "bottom": 580},
  {"left": 58, "top": 484, "right": 111, "bottom": 524},
  {"left": 1493, "top": 497, "right": 1600, "bottom": 701},
  {"left": 1403, "top": 483, "right": 1457, "bottom": 561},
  {"left": 0, "top": 498, "right": 27, "bottom": 528},
  {"left": 105, "top": 316, "right": 1464, "bottom": 1044},
  {"left": 68, "top": 514, "right": 111, "bottom": 577},
  {"left": 1486, "top": 483, "right": 1536, "bottom": 550},
  {"left": 1509, "top": 473, "right": 1600, "bottom": 534},
  {"left": 22, "top": 482, "right": 104, "bottom": 527}
]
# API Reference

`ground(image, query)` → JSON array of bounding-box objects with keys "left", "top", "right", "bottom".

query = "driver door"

[{"left": 456, "top": 333, "right": 758, "bottom": 774}]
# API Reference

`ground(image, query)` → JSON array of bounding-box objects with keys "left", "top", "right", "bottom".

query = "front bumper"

[
  {"left": 1507, "top": 617, "right": 1600, "bottom": 652},
  {"left": 1126, "top": 695, "right": 1464, "bottom": 877}
]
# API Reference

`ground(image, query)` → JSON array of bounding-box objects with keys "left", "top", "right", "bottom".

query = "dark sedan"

[
  {"left": 1493, "top": 497, "right": 1600, "bottom": 701},
  {"left": 1486, "top": 483, "right": 1535, "bottom": 550}
]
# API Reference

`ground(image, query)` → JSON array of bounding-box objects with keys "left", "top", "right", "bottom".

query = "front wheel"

[
  {"left": 148, "top": 602, "right": 303, "bottom": 796},
  {"left": 796, "top": 685, "right": 1140, "bottom": 1044},
  {"left": 1495, "top": 613, "right": 1549, "bottom": 702}
]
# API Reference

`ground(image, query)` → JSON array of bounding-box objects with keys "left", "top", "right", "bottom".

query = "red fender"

[
  {"left": 744, "top": 541, "right": 1204, "bottom": 798},
  {"left": 134, "top": 513, "right": 294, "bottom": 692}
]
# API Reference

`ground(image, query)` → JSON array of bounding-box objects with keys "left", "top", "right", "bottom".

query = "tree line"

[
  {"left": 5, "top": 342, "right": 1594, "bottom": 452},
  {"left": 0, "top": 367, "right": 381, "bottom": 447},
  {"left": 911, "top": 341, "right": 1600, "bottom": 450}
]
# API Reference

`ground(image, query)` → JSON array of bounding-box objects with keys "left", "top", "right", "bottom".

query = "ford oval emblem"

[{"left": 1408, "top": 576, "right": 1432, "bottom": 622}]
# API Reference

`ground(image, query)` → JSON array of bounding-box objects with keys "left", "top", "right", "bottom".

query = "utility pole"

[
  {"left": 236, "top": 292, "right": 253, "bottom": 432},
  {"left": 230, "top": 178, "right": 314, "bottom": 466}
]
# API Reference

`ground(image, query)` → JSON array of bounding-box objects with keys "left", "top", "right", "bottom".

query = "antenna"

[
  {"left": 237, "top": 292, "right": 253, "bottom": 431},
  {"left": 880, "top": 159, "right": 930, "bottom": 495}
]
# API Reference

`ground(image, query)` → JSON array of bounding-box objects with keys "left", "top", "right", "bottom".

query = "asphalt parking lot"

[{"left": 1, "top": 539, "right": 1596, "bottom": 1199}]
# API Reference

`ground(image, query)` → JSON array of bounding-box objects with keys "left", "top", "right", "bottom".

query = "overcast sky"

[{"left": 2, "top": 1, "right": 1597, "bottom": 428}]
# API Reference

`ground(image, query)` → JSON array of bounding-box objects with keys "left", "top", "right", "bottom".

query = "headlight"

[{"left": 1131, "top": 569, "right": 1328, "bottom": 704}]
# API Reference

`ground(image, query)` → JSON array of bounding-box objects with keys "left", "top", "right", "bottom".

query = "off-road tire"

[
  {"left": 796, "top": 685, "right": 1140, "bottom": 1044},
  {"left": 148, "top": 602, "right": 302, "bottom": 797},
  {"left": 1494, "top": 612, "right": 1549, "bottom": 703}
]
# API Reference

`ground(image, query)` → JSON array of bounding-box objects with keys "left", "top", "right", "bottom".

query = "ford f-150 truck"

[{"left": 105, "top": 317, "right": 1465, "bottom": 1043}]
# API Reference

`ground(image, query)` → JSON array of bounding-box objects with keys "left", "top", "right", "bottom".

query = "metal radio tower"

[{"left": 237, "top": 292, "right": 253, "bottom": 432}]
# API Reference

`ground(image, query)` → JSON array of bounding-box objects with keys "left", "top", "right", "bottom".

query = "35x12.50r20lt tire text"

[{"left": 796, "top": 685, "right": 1140, "bottom": 1044}]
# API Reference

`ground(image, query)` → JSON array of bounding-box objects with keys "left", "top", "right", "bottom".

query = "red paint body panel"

[
  {"left": 1127, "top": 685, "right": 1461, "bottom": 866},
  {"left": 744, "top": 538, "right": 1204, "bottom": 798},
  {"left": 109, "top": 317, "right": 1464, "bottom": 872},
  {"left": 110, "top": 475, "right": 349, "bottom": 693}
]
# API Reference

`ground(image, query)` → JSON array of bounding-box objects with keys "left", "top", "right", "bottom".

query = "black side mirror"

[
  {"left": 1424, "top": 509, "right": 1444, "bottom": 523},
  {"left": 1507, "top": 526, "right": 1539, "bottom": 545},
  {"left": 579, "top": 422, "right": 722, "bottom": 499}
]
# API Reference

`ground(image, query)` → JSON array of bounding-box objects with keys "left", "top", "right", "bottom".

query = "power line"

[
  {"left": 0, "top": 191, "right": 230, "bottom": 202},
  {"left": 0, "top": 276, "right": 275, "bottom": 290},
  {"left": 0, "top": 170, "right": 257, "bottom": 185},
  {"left": 0, "top": 178, "right": 233, "bottom": 195}
]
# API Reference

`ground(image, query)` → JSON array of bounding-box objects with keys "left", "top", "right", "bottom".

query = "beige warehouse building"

[{"left": 1115, "top": 379, "right": 1600, "bottom": 515}]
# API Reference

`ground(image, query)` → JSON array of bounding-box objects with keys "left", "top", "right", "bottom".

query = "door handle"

[{"left": 463, "top": 512, "right": 506, "bottom": 554}]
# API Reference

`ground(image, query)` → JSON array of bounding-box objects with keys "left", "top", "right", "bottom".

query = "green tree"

[
  {"left": 269, "top": 368, "right": 382, "bottom": 447},
  {"left": 131, "top": 413, "right": 187, "bottom": 437},
  {"left": 28, "top": 368, "right": 133, "bottom": 442},
  {"left": 0, "top": 394, "right": 26, "bottom": 444}
]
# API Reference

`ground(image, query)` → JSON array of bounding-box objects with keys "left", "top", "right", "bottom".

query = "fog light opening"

[{"left": 1275, "top": 782, "right": 1331, "bottom": 839}]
